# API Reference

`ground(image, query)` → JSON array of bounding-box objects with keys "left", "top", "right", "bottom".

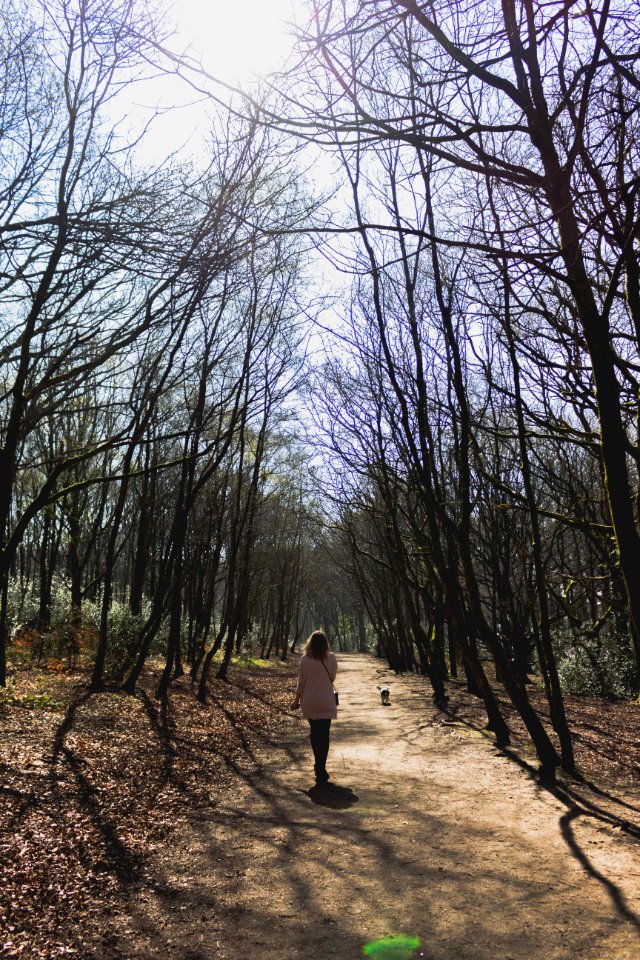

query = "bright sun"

[
  {"left": 172, "top": 0, "right": 296, "bottom": 83},
  {"left": 118, "top": 0, "right": 299, "bottom": 163}
]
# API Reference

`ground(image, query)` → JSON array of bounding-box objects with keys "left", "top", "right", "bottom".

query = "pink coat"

[{"left": 295, "top": 653, "right": 338, "bottom": 719}]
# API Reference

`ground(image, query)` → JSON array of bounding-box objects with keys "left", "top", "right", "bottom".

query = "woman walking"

[{"left": 290, "top": 630, "right": 338, "bottom": 784}]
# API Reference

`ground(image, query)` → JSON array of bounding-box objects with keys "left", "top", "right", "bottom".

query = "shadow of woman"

[{"left": 305, "top": 783, "right": 359, "bottom": 809}]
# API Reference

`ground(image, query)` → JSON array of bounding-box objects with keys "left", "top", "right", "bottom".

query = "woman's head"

[{"left": 304, "top": 630, "right": 330, "bottom": 659}]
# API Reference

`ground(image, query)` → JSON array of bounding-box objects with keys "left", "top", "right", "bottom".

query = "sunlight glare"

[
  {"left": 172, "top": 0, "right": 295, "bottom": 83},
  {"left": 362, "top": 935, "right": 423, "bottom": 960}
]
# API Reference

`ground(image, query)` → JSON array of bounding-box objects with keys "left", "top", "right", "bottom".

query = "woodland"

[{"left": 1, "top": 0, "right": 640, "bottom": 955}]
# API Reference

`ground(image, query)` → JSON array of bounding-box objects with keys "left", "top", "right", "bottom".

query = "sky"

[
  {"left": 170, "top": 0, "right": 297, "bottom": 84},
  {"left": 115, "top": 0, "right": 348, "bottom": 389},
  {"left": 120, "top": 0, "right": 298, "bottom": 164}
]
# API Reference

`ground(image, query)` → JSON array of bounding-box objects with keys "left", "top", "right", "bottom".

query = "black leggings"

[{"left": 308, "top": 719, "right": 331, "bottom": 777}]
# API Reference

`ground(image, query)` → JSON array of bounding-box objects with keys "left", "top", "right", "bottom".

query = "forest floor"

[{"left": 1, "top": 653, "right": 639, "bottom": 960}]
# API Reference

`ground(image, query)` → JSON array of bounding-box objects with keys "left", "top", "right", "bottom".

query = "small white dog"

[{"left": 377, "top": 685, "right": 391, "bottom": 705}]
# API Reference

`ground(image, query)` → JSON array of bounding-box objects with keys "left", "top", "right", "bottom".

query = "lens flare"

[{"left": 362, "top": 935, "right": 422, "bottom": 960}]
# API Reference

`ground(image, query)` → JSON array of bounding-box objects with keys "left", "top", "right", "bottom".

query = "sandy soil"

[{"left": 99, "top": 654, "right": 640, "bottom": 960}]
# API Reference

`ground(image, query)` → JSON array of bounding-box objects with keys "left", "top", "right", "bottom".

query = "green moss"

[
  {"left": 233, "top": 654, "right": 277, "bottom": 669},
  {"left": 0, "top": 689, "right": 62, "bottom": 710}
]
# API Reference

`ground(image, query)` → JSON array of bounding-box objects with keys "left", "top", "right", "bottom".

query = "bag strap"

[{"left": 319, "top": 657, "right": 335, "bottom": 690}]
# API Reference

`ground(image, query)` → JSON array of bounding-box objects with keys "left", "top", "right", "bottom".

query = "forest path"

[{"left": 110, "top": 654, "right": 640, "bottom": 960}]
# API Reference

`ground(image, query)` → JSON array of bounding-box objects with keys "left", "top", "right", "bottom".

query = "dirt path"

[{"left": 104, "top": 654, "right": 640, "bottom": 960}]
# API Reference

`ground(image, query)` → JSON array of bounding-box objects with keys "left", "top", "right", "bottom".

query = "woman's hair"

[{"left": 304, "top": 630, "right": 330, "bottom": 660}]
